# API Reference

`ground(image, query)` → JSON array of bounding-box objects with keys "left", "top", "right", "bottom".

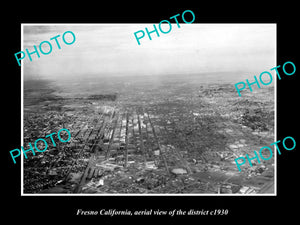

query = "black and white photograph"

[
  {"left": 21, "top": 23, "right": 276, "bottom": 195},
  {"left": 3, "top": 4, "right": 298, "bottom": 223}
]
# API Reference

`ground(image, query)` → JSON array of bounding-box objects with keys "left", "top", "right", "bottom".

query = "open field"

[{"left": 23, "top": 73, "right": 274, "bottom": 194}]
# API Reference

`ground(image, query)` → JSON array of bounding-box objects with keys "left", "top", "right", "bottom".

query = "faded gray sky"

[{"left": 23, "top": 24, "right": 276, "bottom": 81}]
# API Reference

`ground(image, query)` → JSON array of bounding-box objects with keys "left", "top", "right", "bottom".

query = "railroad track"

[{"left": 71, "top": 108, "right": 190, "bottom": 193}]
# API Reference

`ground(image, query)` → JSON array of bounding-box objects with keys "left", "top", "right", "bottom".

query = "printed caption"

[{"left": 76, "top": 208, "right": 229, "bottom": 217}]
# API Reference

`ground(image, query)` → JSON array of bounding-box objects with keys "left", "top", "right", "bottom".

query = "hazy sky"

[{"left": 23, "top": 24, "right": 276, "bottom": 80}]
